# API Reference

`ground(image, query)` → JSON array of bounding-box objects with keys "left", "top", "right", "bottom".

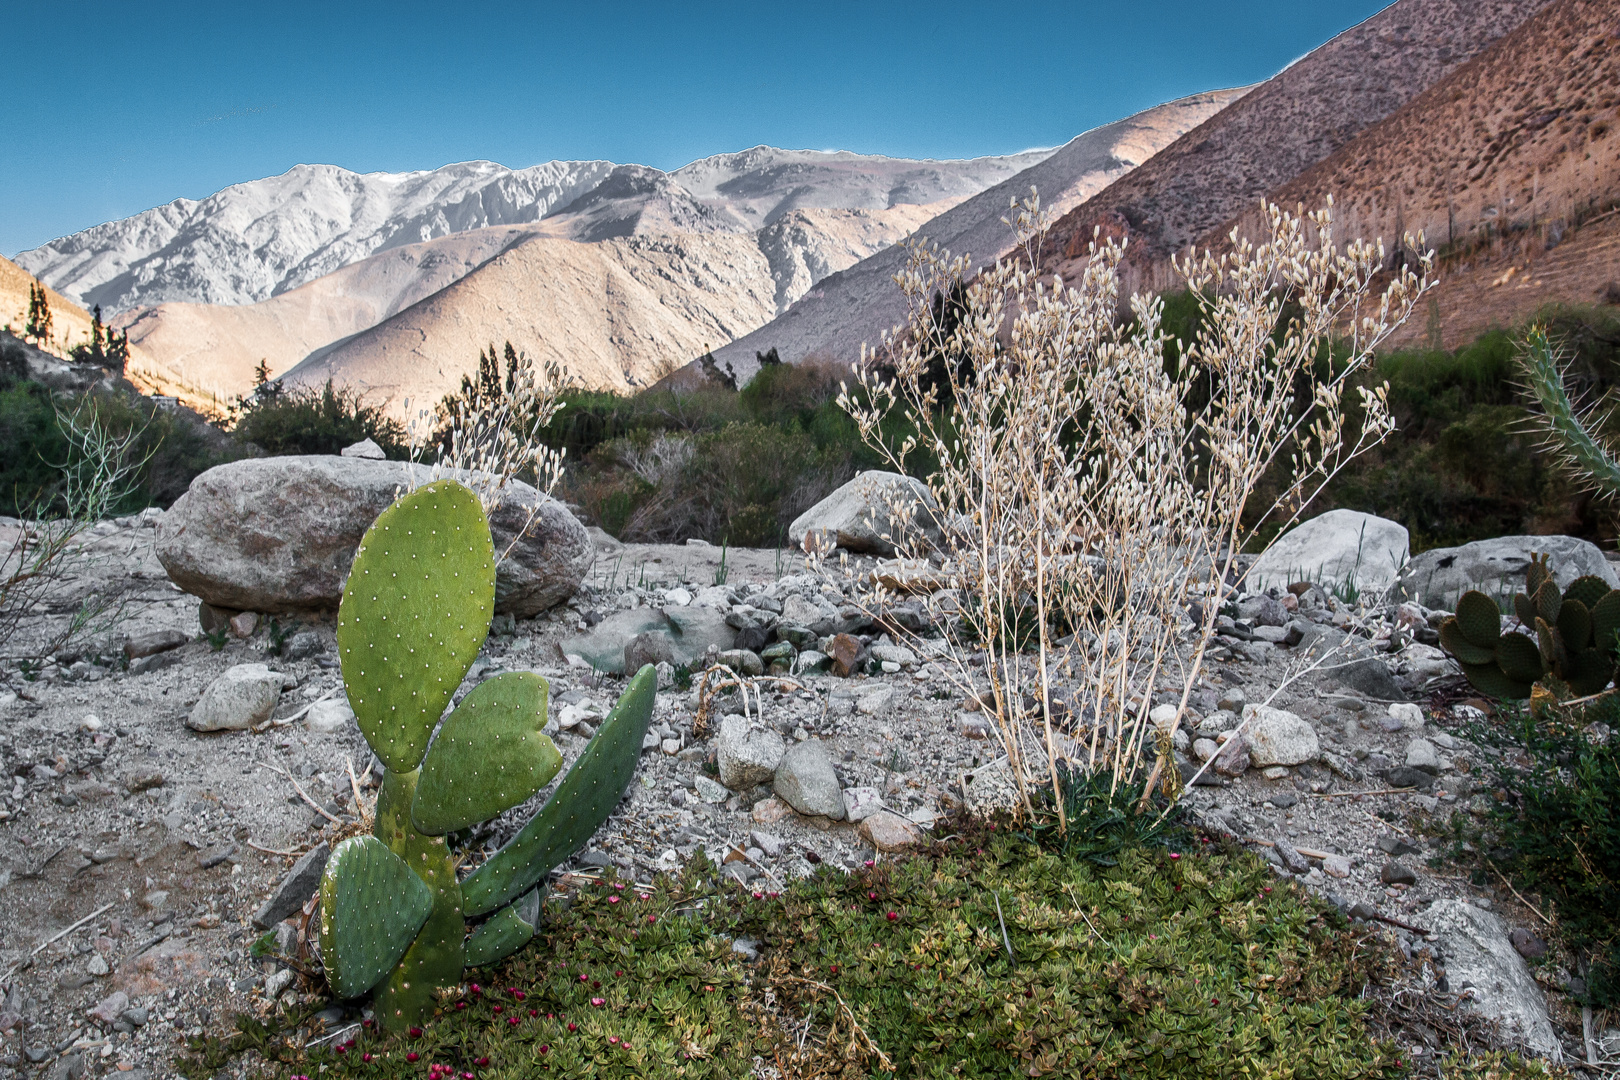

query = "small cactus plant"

[
  {"left": 1439, "top": 554, "right": 1620, "bottom": 700},
  {"left": 317, "top": 480, "right": 656, "bottom": 1029}
]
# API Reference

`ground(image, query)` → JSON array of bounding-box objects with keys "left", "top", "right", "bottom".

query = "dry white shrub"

[
  {"left": 403, "top": 351, "right": 570, "bottom": 558},
  {"left": 838, "top": 195, "right": 1432, "bottom": 827}
]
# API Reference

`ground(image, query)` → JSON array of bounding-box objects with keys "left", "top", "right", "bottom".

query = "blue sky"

[{"left": 2, "top": 1, "right": 1389, "bottom": 256}]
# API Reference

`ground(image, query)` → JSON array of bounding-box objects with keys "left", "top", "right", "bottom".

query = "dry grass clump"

[{"left": 839, "top": 194, "right": 1433, "bottom": 825}]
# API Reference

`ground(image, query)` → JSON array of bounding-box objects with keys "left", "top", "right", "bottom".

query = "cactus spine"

[{"left": 317, "top": 480, "right": 656, "bottom": 1030}]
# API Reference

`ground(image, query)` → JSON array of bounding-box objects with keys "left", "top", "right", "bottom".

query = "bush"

[
  {"left": 229, "top": 379, "right": 408, "bottom": 458},
  {"left": 1461, "top": 696, "right": 1620, "bottom": 1009}
]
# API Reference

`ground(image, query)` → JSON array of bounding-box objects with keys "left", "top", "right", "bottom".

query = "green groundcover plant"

[{"left": 184, "top": 825, "right": 1562, "bottom": 1080}]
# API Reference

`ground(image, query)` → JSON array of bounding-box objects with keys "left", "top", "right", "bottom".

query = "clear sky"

[{"left": 1, "top": 1, "right": 1390, "bottom": 256}]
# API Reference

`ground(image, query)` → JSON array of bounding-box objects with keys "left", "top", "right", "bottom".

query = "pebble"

[
  {"left": 751, "top": 797, "right": 792, "bottom": 824},
  {"left": 693, "top": 776, "right": 729, "bottom": 804},
  {"left": 858, "top": 810, "right": 925, "bottom": 852},
  {"left": 1379, "top": 860, "right": 1417, "bottom": 886}
]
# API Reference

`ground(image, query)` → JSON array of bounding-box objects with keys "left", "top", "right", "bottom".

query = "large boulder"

[
  {"left": 1426, "top": 900, "right": 1561, "bottom": 1059},
  {"left": 716, "top": 716, "right": 786, "bottom": 791},
  {"left": 788, "top": 471, "right": 940, "bottom": 556},
  {"left": 1248, "top": 509, "right": 1409, "bottom": 597},
  {"left": 558, "top": 605, "right": 736, "bottom": 674},
  {"left": 1241, "top": 705, "right": 1319, "bottom": 767},
  {"left": 157, "top": 456, "right": 592, "bottom": 616},
  {"left": 772, "top": 740, "right": 845, "bottom": 819},
  {"left": 1397, "top": 534, "right": 1618, "bottom": 609}
]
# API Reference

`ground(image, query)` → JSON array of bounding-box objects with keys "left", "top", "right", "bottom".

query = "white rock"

[
  {"left": 187, "top": 663, "right": 285, "bottom": 732},
  {"left": 717, "top": 715, "right": 786, "bottom": 790},
  {"left": 868, "top": 644, "right": 917, "bottom": 667},
  {"left": 856, "top": 688, "right": 894, "bottom": 715},
  {"left": 1405, "top": 737, "right": 1441, "bottom": 773},
  {"left": 304, "top": 699, "right": 355, "bottom": 733},
  {"left": 1399, "top": 534, "right": 1618, "bottom": 610},
  {"left": 339, "top": 438, "right": 385, "bottom": 459},
  {"left": 1426, "top": 900, "right": 1561, "bottom": 1058},
  {"left": 81, "top": 714, "right": 103, "bottom": 732},
  {"left": 1248, "top": 509, "right": 1409, "bottom": 597},
  {"left": 788, "top": 471, "right": 941, "bottom": 556},
  {"left": 841, "top": 786, "right": 884, "bottom": 823},
  {"left": 693, "top": 775, "right": 729, "bottom": 804},
  {"left": 1149, "top": 703, "right": 1180, "bottom": 732},
  {"left": 1387, "top": 702, "right": 1425, "bottom": 731},
  {"left": 661, "top": 738, "right": 681, "bottom": 755},
  {"left": 663, "top": 587, "right": 693, "bottom": 607},
  {"left": 1322, "top": 854, "right": 1352, "bottom": 878},
  {"left": 1241, "top": 704, "right": 1319, "bottom": 767}
]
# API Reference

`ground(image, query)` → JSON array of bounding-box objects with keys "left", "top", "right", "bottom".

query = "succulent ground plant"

[
  {"left": 316, "top": 479, "right": 656, "bottom": 1028},
  {"left": 1439, "top": 554, "right": 1620, "bottom": 700}
]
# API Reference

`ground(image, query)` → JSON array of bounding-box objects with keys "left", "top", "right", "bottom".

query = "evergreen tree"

[
  {"left": 70, "top": 305, "right": 108, "bottom": 365},
  {"left": 24, "top": 284, "right": 53, "bottom": 346},
  {"left": 105, "top": 327, "right": 129, "bottom": 376}
]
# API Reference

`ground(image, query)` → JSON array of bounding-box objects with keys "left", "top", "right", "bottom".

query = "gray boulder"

[
  {"left": 252, "top": 844, "right": 330, "bottom": 928},
  {"left": 1321, "top": 657, "right": 1408, "bottom": 701},
  {"left": 1242, "top": 705, "right": 1319, "bottom": 767},
  {"left": 772, "top": 739, "right": 845, "bottom": 819},
  {"left": 1248, "top": 509, "right": 1409, "bottom": 597},
  {"left": 717, "top": 715, "right": 786, "bottom": 790},
  {"left": 788, "top": 471, "right": 941, "bottom": 556},
  {"left": 1426, "top": 900, "right": 1561, "bottom": 1058},
  {"left": 187, "top": 663, "right": 284, "bottom": 732},
  {"left": 560, "top": 605, "right": 735, "bottom": 674},
  {"left": 1397, "top": 534, "right": 1618, "bottom": 610},
  {"left": 157, "top": 456, "right": 592, "bottom": 616}
]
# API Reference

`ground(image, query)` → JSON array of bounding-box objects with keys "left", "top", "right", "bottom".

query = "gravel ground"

[{"left": 0, "top": 521, "right": 1597, "bottom": 1076}]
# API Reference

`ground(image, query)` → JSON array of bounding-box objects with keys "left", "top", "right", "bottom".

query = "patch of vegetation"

[
  {"left": 1456, "top": 694, "right": 1620, "bottom": 1009},
  {"left": 184, "top": 830, "right": 1499, "bottom": 1080},
  {"left": 229, "top": 372, "right": 409, "bottom": 458}
]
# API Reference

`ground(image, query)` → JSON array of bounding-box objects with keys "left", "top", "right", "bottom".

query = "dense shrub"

[
  {"left": 1462, "top": 696, "right": 1620, "bottom": 1009},
  {"left": 229, "top": 379, "right": 409, "bottom": 459}
]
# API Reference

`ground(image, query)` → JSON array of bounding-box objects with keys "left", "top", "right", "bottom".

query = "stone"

[
  {"left": 563, "top": 606, "right": 735, "bottom": 675},
  {"left": 868, "top": 644, "right": 917, "bottom": 667},
  {"left": 1237, "top": 594, "right": 1289, "bottom": 627},
  {"left": 1192, "top": 737, "right": 1219, "bottom": 762},
  {"left": 1273, "top": 840, "right": 1311, "bottom": 874},
  {"left": 1322, "top": 854, "right": 1352, "bottom": 878},
  {"left": 856, "top": 688, "right": 894, "bottom": 715},
  {"left": 716, "top": 715, "right": 787, "bottom": 791},
  {"left": 858, "top": 810, "right": 925, "bottom": 852},
  {"left": 794, "top": 650, "right": 831, "bottom": 674},
  {"left": 252, "top": 843, "right": 330, "bottom": 928},
  {"left": 1508, "top": 928, "right": 1547, "bottom": 959},
  {"left": 780, "top": 594, "right": 839, "bottom": 636},
  {"left": 624, "top": 630, "right": 677, "bottom": 672},
  {"left": 187, "top": 663, "right": 284, "bottom": 732},
  {"left": 964, "top": 758, "right": 1022, "bottom": 809},
  {"left": 303, "top": 699, "right": 354, "bottom": 733},
  {"left": 1242, "top": 705, "right": 1319, "bottom": 767},
  {"left": 1426, "top": 900, "right": 1561, "bottom": 1057},
  {"left": 123, "top": 630, "right": 187, "bottom": 660},
  {"left": 89, "top": 990, "right": 129, "bottom": 1025},
  {"left": 157, "top": 456, "right": 592, "bottom": 616},
  {"left": 339, "top": 438, "right": 386, "bottom": 459},
  {"left": 282, "top": 630, "right": 326, "bottom": 660},
  {"left": 45, "top": 1053, "right": 85, "bottom": 1080},
  {"left": 789, "top": 471, "right": 942, "bottom": 556},
  {"left": 841, "top": 786, "right": 884, "bottom": 823},
  {"left": 228, "top": 611, "right": 259, "bottom": 638},
  {"left": 826, "top": 633, "right": 862, "bottom": 677},
  {"left": 751, "top": 797, "right": 792, "bottom": 824},
  {"left": 1384, "top": 765, "right": 1435, "bottom": 789},
  {"left": 1321, "top": 657, "right": 1406, "bottom": 701},
  {"left": 1379, "top": 860, "right": 1417, "bottom": 886},
  {"left": 772, "top": 740, "right": 845, "bottom": 820},
  {"left": 693, "top": 775, "right": 729, "bottom": 804},
  {"left": 1217, "top": 687, "right": 1246, "bottom": 712},
  {"left": 1400, "top": 534, "right": 1619, "bottom": 610},
  {"left": 1405, "top": 737, "right": 1441, "bottom": 773},
  {"left": 1387, "top": 702, "right": 1424, "bottom": 730},
  {"left": 717, "top": 648, "right": 764, "bottom": 677},
  {"left": 1248, "top": 509, "right": 1410, "bottom": 596}
]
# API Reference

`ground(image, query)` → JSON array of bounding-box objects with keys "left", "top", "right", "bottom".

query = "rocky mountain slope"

[
  {"left": 1210, "top": 0, "right": 1619, "bottom": 350},
  {"left": 1033, "top": 0, "right": 1558, "bottom": 298},
  {"left": 699, "top": 88, "right": 1248, "bottom": 386},
  {"left": 15, "top": 149, "right": 1051, "bottom": 314},
  {"left": 0, "top": 254, "right": 105, "bottom": 361}
]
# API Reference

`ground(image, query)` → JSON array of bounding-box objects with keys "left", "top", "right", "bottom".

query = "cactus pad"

[
  {"left": 1563, "top": 648, "right": 1614, "bottom": 697},
  {"left": 1558, "top": 598, "right": 1593, "bottom": 650},
  {"left": 1593, "top": 590, "right": 1620, "bottom": 652},
  {"left": 338, "top": 480, "right": 495, "bottom": 773},
  {"left": 1525, "top": 553, "right": 1552, "bottom": 597},
  {"left": 318, "top": 836, "right": 434, "bottom": 999},
  {"left": 1439, "top": 620, "right": 1495, "bottom": 665},
  {"left": 371, "top": 767, "right": 465, "bottom": 1030},
  {"left": 1563, "top": 575, "right": 1612, "bottom": 611},
  {"left": 1453, "top": 591, "right": 1501, "bottom": 649},
  {"left": 412, "top": 672, "right": 562, "bottom": 835},
  {"left": 461, "top": 664, "right": 657, "bottom": 917},
  {"left": 1513, "top": 592, "right": 1537, "bottom": 627},
  {"left": 1459, "top": 662, "right": 1533, "bottom": 700},
  {"left": 1495, "top": 632, "right": 1545, "bottom": 683},
  {"left": 1533, "top": 580, "right": 1562, "bottom": 626},
  {"left": 464, "top": 890, "right": 541, "bottom": 968}
]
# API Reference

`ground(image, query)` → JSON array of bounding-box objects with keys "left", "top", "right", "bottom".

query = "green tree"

[{"left": 24, "top": 284, "right": 52, "bottom": 346}]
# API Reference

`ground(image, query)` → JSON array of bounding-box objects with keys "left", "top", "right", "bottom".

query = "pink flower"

[
  {"left": 591, "top": 997, "right": 605, "bottom": 1006},
  {"left": 608, "top": 895, "right": 620, "bottom": 904},
  {"left": 609, "top": 1036, "right": 619, "bottom": 1045},
  {"left": 1170, "top": 852, "right": 1182, "bottom": 860},
  {"left": 886, "top": 911, "right": 898, "bottom": 921},
  {"left": 507, "top": 1016, "right": 520, "bottom": 1026}
]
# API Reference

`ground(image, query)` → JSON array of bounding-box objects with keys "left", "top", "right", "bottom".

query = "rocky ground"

[{"left": 0, "top": 518, "right": 1609, "bottom": 1078}]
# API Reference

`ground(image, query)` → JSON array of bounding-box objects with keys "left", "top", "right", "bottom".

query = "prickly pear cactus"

[
  {"left": 1440, "top": 555, "right": 1620, "bottom": 701},
  {"left": 315, "top": 480, "right": 658, "bottom": 1031}
]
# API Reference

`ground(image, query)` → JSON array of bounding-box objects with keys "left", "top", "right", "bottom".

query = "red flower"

[
  {"left": 408, "top": 1027, "right": 423, "bottom": 1037},
  {"left": 476, "top": 1058, "right": 490, "bottom": 1067},
  {"left": 529, "top": 1009, "right": 538, "bottom": 1017},
  {"left": 362, "top": 1054, "right": 373, "bottom": 1063},
  {"left": 886, "top": 911, "right": 898, "bottom": 921},
  {"left": 406, "top": 1052, "right": 420, "bottom": 1063},
  {"left": 609, "top": 1036, "right": 620, "bottom": 1045},
  {"left": 513, "top": 991, "right": 526, "bottom": 1000},
  {"left": 508, "top": 1016, "right": 520, "bottom": 1026},
  {"left": 493, "top": 1005, "right": 503, "bottom": 1013},
  {"left": 539, "top": 1045, "right": 550, "bottom": 1054},
  {"left": 568, "top": 1023, "right": 577, "bottom": 1032}
]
